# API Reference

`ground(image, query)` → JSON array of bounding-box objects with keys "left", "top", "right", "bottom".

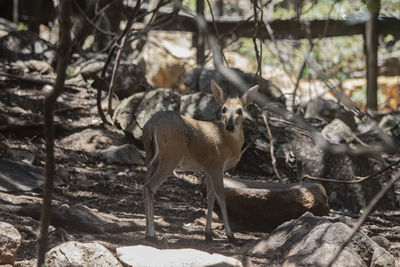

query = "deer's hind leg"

[{"left": 144, "top": 154, "right": 182, "bottom": 240}]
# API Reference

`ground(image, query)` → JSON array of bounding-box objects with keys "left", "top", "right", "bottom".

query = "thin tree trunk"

[
  {"left": 196, "top": 0, "right": 205, "bottom": 65},
  {"left": 37, "top": 0, "right": 72, "bottom": 265},
  {"left": 365, "top": 0, "right": 380, "bottom": 111}
]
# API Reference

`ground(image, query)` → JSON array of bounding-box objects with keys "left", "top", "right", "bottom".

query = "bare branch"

[
  {"left": 303, "top": 159, "right": 400, "bottom": 184},
  {"left": 262, "top": 112, "right": 283, "bottom": 182},
  {"left": 326, "top": 171, "right": 400, "bottom": 267},
  {"left": 37, "top": 0, "right": 72, "bottom": 265}
]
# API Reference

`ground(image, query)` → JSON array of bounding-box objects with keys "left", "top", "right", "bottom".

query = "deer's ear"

[
  {"left": 211, "top": 80, "right": 226, "bottom": 105},
  {"left": 241, "top": 85, "right": 259, "bottom": 107}
]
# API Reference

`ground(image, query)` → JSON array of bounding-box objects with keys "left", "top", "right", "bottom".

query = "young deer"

[{"left": 142, "top": 80, "right": 259, "bottom": 242}]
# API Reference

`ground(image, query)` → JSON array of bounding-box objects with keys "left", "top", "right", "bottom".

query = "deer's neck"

[{"left": 223, "top": 127, "right": 244, "bottom": 157}]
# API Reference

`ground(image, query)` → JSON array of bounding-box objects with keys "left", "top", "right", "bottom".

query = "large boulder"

[
  {"left": 98, "top": 144, "right": 144, "bottom": 165},
  {"left": 46, "top": 241, "right": 122, "bottom": 267},
  {"left": 70, "top": 54, "right": 150, "bottom": 99},
  {"left": 183, "top": 66, "right": 285, "bottom": 105},
  {"left": 0, "top": 222, "right": 21, "bottom": 265},
  {"left": 0, "top": 158, "right": 44, "bottom": 192},
  {"left": 113, "top": 88, "right": 181, "bottom": 141},
  {"left": 223, "top": 177, "right": 329, "bottom": 231},
  {"left": 59, "top": 127, "right": 125, "bottom": 152},
  {"left": 0, "top": 30, "right": 55, "bottom": 63},
  {"left": 293, "top": 135, "right": 395, "bottom": 212},
  {"left": 249, "top": 212, "right": 396, "bottom": 267},
  {"left": 116, "top": 245, "right": 242, "bottom": 267},
  {"left": 180, "top": 92, "right": 220, "bottom": 122}
]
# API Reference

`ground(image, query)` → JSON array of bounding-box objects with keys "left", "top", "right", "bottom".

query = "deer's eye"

[
  {"left": 222, "top": 107, "right": 227, "bottom": 113},
  {"left": 236, "top": 108, "right": 243, "bottom": 115}
]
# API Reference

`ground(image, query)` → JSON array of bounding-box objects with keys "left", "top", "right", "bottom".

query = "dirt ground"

[{"left": 0, "top": 76, "right": 399, "bottom": 266}]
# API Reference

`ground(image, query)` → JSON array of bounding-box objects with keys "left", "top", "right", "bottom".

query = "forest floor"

[{"left": 1, "top": 75, "right": 399, "bottom": 266}]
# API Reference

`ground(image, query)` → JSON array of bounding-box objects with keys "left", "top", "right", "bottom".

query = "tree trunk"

[
  {"left": 36, "top": 0, "right": 72, "bottom": 265},
  {"left": 365, "top": 0, "right": 380, "bottom": 111}
]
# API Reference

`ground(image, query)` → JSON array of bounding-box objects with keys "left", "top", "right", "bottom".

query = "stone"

[
  {"left": 0, "top": 30, "right": 55, "bottom": 63},
  {"left": 249, "top": 212, "right": 396, "bottom": 267},
  {"left": 71, "top": 54, "right": 150, "bottom": 99},
  {"left": 321, "top": 118, "right": 356, "bottom": 144},
  {"left": 143, "top": 31, "right": 194, "bottom": 89},
  {"left": 292, "top": 136, "right": 394, "bottom": 212},
  {"left": 303, "top": 97, "right": 356, "bottom": 129},
  {"left": 116, "top": 245, "right": 242, "bottom": 267},
  {"left": 0, "top": 158, "right": 44, "bottom": 192},
  {"left": 0, "top": 222, "right": 21, "bottom": 264},
  {"left": 99, "top": 144, "right": 144, "bottom": 165},
  {"left": 223, "top": 177, "right": 329, "bottom": 231},
  {"left": 180, "top": 92, "right": 220, "bottom": 122},
  {"left": 113, "top": 88, "right": 181, "bottom": 141},
  {"left": 45, "top": 241, "right": 122, "bottom": 267},
  {"left": 183, "top": 66, "right": 285, "bottom": 105},
  {"left": 59, "top": 128, "right": 125, "bottom": 152}
]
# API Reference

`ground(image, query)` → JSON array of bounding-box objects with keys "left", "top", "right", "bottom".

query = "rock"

[
  {"left": 59, "top": 128, "right": 125, "bottom": 152},
  {"left": 99, "top": 144, "right": 144, "bottom": 165},
  {"left": 303, "top": 97, "right": 356, "bottom": 129},
  {"left": 143, "top": 31, "right": 194, "bottom": 89},
  {"left": 183, "top": 67, "right": 285, "bottom": 105},
  {"left": 379, "top": 114, "right": 400, "bottom": 134},
  {"left": 292, "top": 136, "right": 394, "bottom": 212},
  {"left": 321, "top": 118, "right": 357, "bottom": 144},
  {"left": 0, "top": 17, "right": 18, "bottom": 38},
  {"left": 45, "top": 241, "right": 122, "bottom": 267},
  {"left": 223, "top": 177, "right": 329, "bottom": 231},
  {"left": 71, "top": 54, "right": 150, "bottom": 99},
  {"left": 379, "top": 56, "right": 400, "bottom": 76},
  {"left": 0, "top": 158, "right": 45, "bottom": 192},
  {"left": 180, "top": 92, "right": 220, "bottom": 122},
  {"left": 0, "top": 30, "right": 55, "bottom": 63},
  {"left": 0, "top": 222, "right": 21, "bottom": 265},
  {"left": 371, "top": 236, "right": 391, "bottom": 252},
  {"left": 249, "top": 212, "right": 396, "bottom": 267},
  {"left": 116, "top": 245, "right": 242, "bottom": 267},
  {"left": 113, "top": 88, "right": 181, "bottom": 141}
]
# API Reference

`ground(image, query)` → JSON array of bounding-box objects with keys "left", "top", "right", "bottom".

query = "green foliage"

[
  {"left": 66, "top": 68, "right": 78, "bottom": 79},
  {"left": 18, "top": 23, "right": 28, "bottom": 31}
]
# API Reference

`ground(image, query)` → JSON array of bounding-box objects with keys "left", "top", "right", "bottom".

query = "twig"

[
  {"left": 37, "top": 0, "right": 72, "bottom": 265},
  {"left": 292, "top": 40, "right": 314, "bottom": 110},
  {"left": 326, "top": 171, "right": 400, "bottom": 267},
  {"left": 303, "top": 159, "right": 400, "bottom": 184},
  {"left": 73, "top": 0, "right": 117, "bottom": 37},
  {"left": 107, "top": 0, "right": 143, "bottom": 116},
  {"left": 205, "top": 0, "right": 228, "bottom": 66},
  {"left": 262, "top": 111, "right": 283, "bottom": 182}
]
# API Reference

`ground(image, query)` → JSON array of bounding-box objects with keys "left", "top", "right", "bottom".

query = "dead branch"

[
  {"left": 107, "top": 0, "right": 142, "bottom": 116},
  {"left": 326, "top": 171, "right": 400, "bottom": 267},
  {"left": 303, "top": 159, "right": 400, "bottom": 184},
  {"left": 73, "top": 0, "right": 117, "bottom": 37},
  {"left": 37, "top": 0, "right": 72, "bottom": 265},
  {"left": 262, "top": 112, "right": 283, "bottom": 182}
]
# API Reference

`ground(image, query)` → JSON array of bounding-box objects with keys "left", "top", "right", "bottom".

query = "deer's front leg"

[
  {"left": 205, "top": 176, "right": 216, "bottom": 241},
  {"left": 209, "top": 171, "right": 236, "bottom": 242}
]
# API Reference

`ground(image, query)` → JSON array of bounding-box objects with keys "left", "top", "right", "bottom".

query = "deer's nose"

[{"left": 226, "top": 117, "right": 234, "bottom": 132}]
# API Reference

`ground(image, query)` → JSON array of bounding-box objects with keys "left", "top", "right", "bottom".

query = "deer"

[{"left": 142, "top": 80, "right": 259, "bottom": 242}]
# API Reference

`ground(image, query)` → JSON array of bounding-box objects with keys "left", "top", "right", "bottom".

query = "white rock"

[
  {"left": 116, "top": 245, "right": 242, "bottom": 267},
  {"left": 0, "top": 222, "right": 21, "bottom": 264},
  {"left": 45, "top": 241, "right": 122, "bottom": 267}
]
